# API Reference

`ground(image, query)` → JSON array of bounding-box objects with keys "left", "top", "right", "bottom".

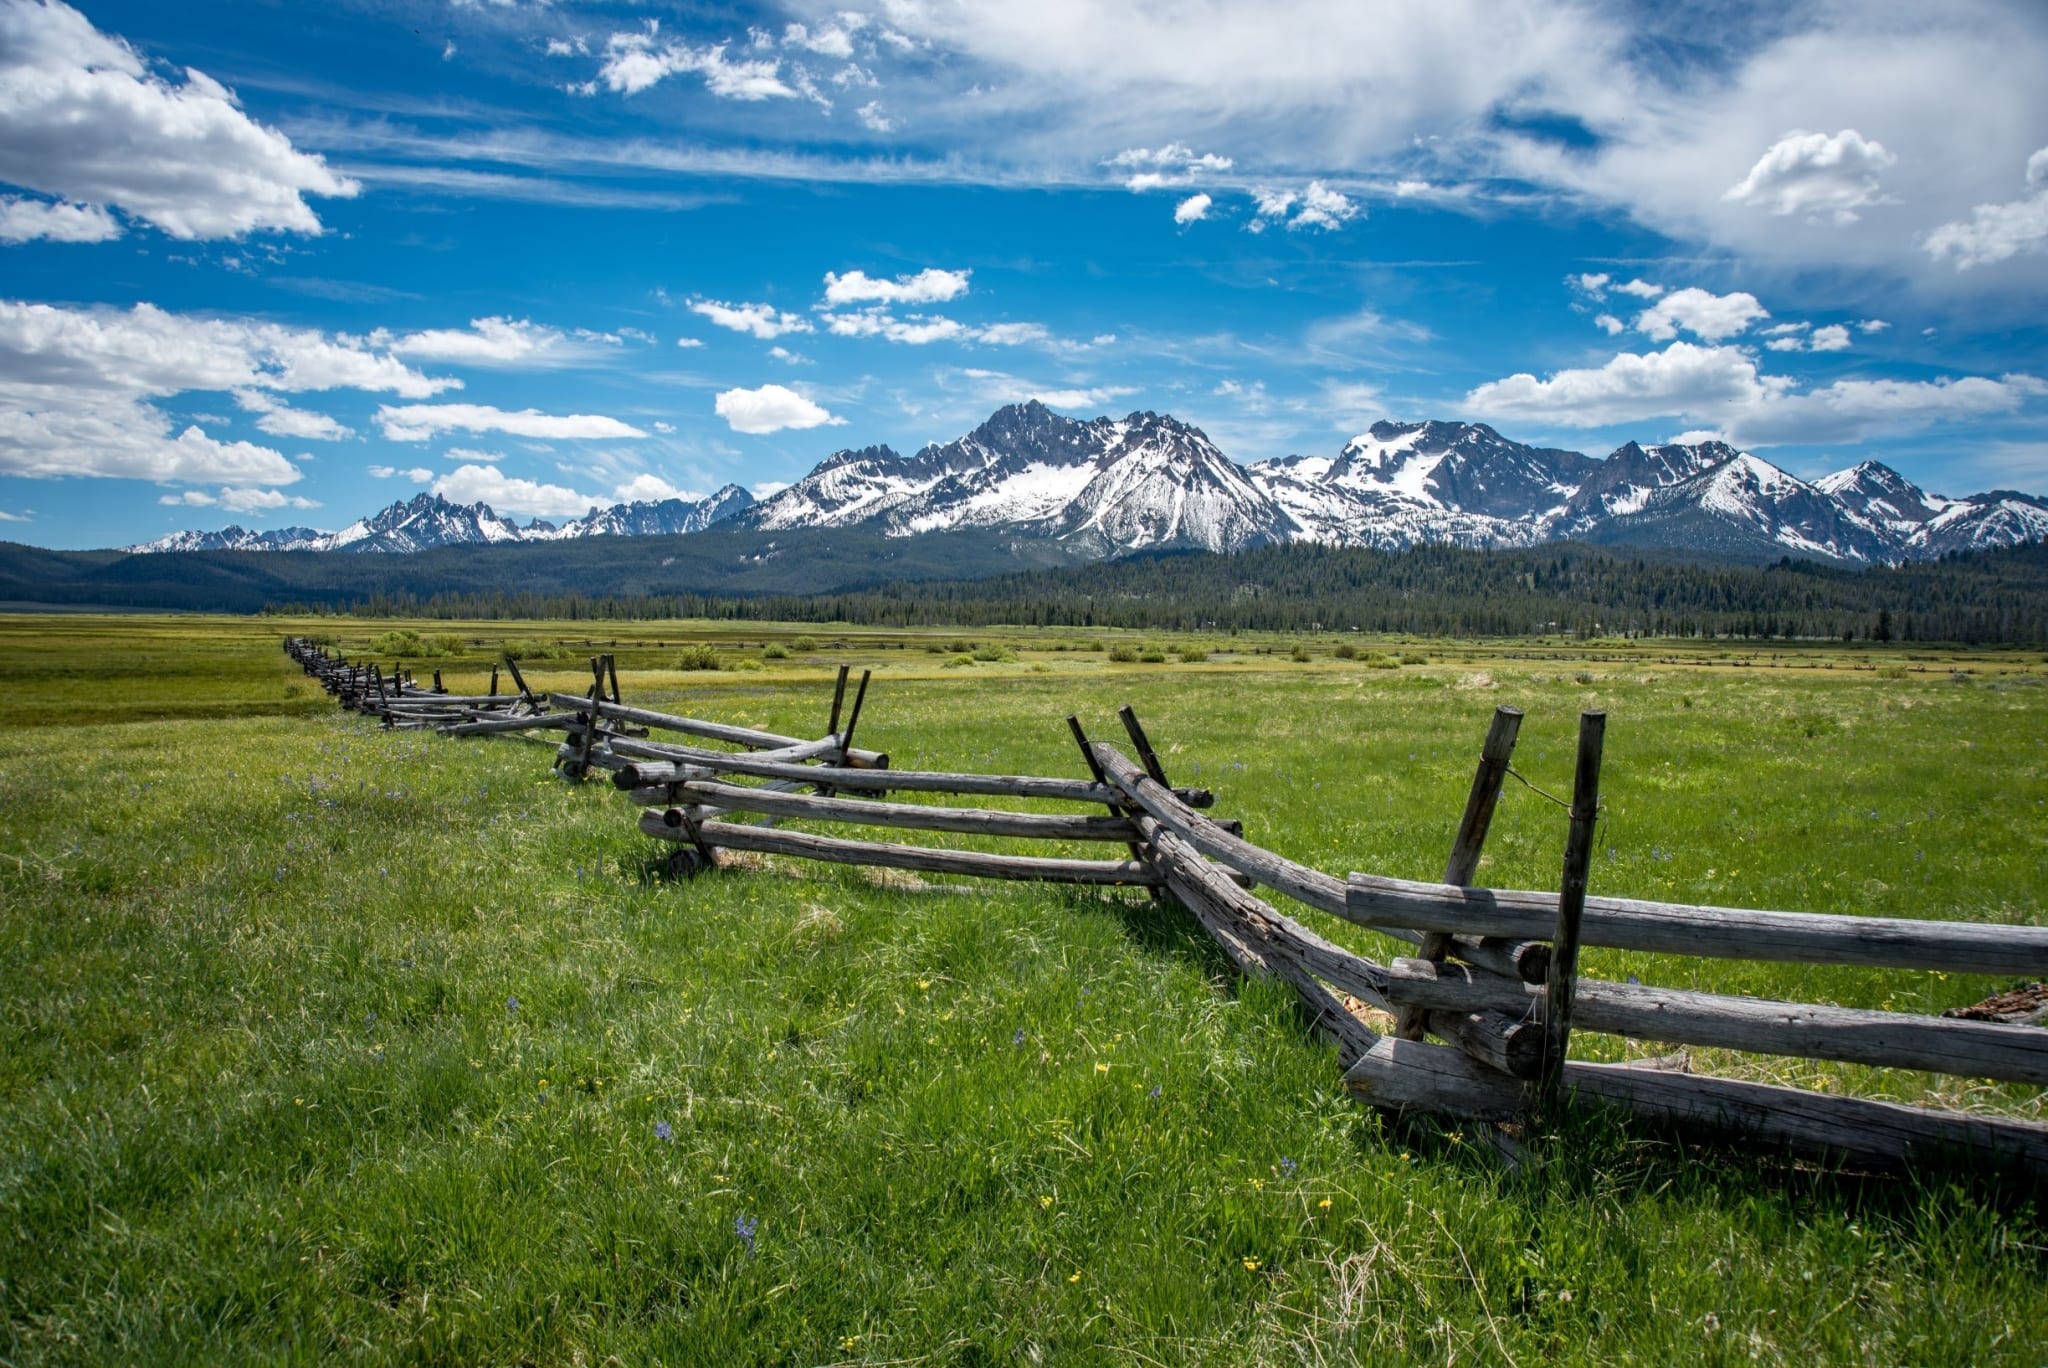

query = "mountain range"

[{"left": 130, "top": 403, "right": 2048, "bottom": 565}]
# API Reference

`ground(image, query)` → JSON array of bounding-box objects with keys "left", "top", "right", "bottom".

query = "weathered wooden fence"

[{"left": 284, "top": 637, "right": 2048, "bottom": 1172}]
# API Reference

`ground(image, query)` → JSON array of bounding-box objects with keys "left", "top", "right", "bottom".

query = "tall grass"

[{"left": 0, "top": 615, "right": 2043, "bottom": 1362}]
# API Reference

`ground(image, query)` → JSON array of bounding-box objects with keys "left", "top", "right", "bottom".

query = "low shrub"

[
  {"left": 1107, "top": 644, "right": 1139, "bottom": 663},
  {"left": 1289, "top": 644, "right": 1311, "bottom": 663},
  {"left": 1139, "top": 648, "right": 1168, "bottom": 663},
  {"left": 370, "top": 629, "right": 463, "bottom": 659},
  {"left": 675, "top": 644, "right": 723, "bottom": 671},
  {"left": 791, "top": 635, "right": 818, "bottom": 652},
  {"left": 1400, "top": 651, "right": 1429, "bottom": 666},
  {"left": 500, "top": 639, "right": 575, "bottom": 662},
  {"left": 943, "top": 654, "right": 977, "bottom": 669},
  {"left": 1332, "top": 642, "right": 1358, "bottom": 660},
  {"left": 762, "top": 644, "right": 790, "bottom": 660},
  {"left": 1177, "top": 646, "right": 1209, "bottom": 663},
  {"left": 1363, "top": 651, "right": 1400, "bottom": 669},
  {"left": 729, "top": 657, "right": 766, "bottom": 673}
]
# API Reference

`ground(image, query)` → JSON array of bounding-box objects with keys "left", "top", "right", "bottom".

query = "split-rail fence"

[{"left": 285, "top": 636, "right": 2048, "bottom": 1172}]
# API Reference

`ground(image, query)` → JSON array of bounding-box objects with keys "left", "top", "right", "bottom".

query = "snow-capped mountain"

[
  {"left": 128, "top": 485, "right": 754, "bottom": 555},
  {"left": 128, "top": 404, "right": 2046, "bottom": 566},
  {"left": 1247, "top": 420, "right": 1593, "bottom": 549},
  {"left": 749, "top": 402, "right": 1292, "bottom": 553},
  {"left": 557, "top": 484, "right": 754, "bottom": 539},
  {"left": 128, "top": 524, "right": 327, "bottom": 554}
]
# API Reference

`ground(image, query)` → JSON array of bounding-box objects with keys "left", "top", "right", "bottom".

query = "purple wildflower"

[
  {"left": 735, "top": 1213, "right": 759, "bottom": 1256},
  {"left": 1148, "top": 1085, "right": 1162, "bottom": 1100},
  {"left": 506, "top": 996, "right": 519, "bottom": 1015},
  {"left": 1279, "top": 1156, "right": 1298, "bottom": 1176},
  {"left": 654, "top": 1120, "right": 673, "bottom": 1141},
  {"left": 1013, "top": 1027, "right": 1026, "bottom": 1046}
]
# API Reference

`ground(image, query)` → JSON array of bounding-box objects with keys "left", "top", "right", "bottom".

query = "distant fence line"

[{"left": 285, "top": 637, "right": 2048, "bottom": 1173}]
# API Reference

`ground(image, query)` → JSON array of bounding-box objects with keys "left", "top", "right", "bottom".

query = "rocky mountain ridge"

[{"left": 129, "top": 404, "right": 2047, "bottom": 564}]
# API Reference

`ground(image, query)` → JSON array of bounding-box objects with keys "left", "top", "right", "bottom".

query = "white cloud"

[
  {"left": 0, "top": 508, "right": 28, "bottom": 521},
  {"left": 1106, "top": 142, "right": 1233, "bottom": 192},
  {"left": 783, "top": 19, "right": 861, "bottom": 58},
  {"left": 375, "top": 404, "right": 648, "bottom": 442},
  {"left": 1612, "top": 278, "right": 1665, "bottom": 300},
  {"left": 434, "top": 463, "right": 598, "bottom": 519},
  {"left": 1761, "top": 321, "right": 1810, "bottom": 336},
  {"left": 1634, "top": 287, "right": 1768, "bottom": 342},
  {"left": 0, "top": 196, "right": 118, "bottom": 243},
  {"left": 675, "top": 336, "right": 705, "bottom": 349},
  {"left": 595, "top": 28, "right": 796, "bottom": 100},
  {"left": 612, "top": 472, "right": 697, "bottom": 503},
  {"left": 1248, "top": 180, "right": 1357, "bottom": 232},
  {"left": 689, "top": 298, "right": 814, "bottom": 339},
  {"left": 1766, "top": 337, "right": 1804, "bottom": 353},
  {"left": 0, "top": 299, "right": 453, "bottom": 485},
  {"left": 382, "top": 317, "right": 612, "bottom": 367},
  {"left": 1466, "top": 340, "right": 2042, "bottom": 446},
  {"left": 1466, "top": 341, "right": 1782, "bottom": 428},
  {"left": 1722, "top": 129, "right": 1896, "bottom": 223},
  {"left": 822, "top": 309, "right": 1048, "bottom": 346},
  {"left": 367, "top": 465, "right": 432, "bottom": 482},
  {"left": 1857, "top": 318, "right": 1890, "bottom": 333},
  {"left": 1174, "top": 193, "right": 1212, "bottom": 224},
  {"left": 822, "top": 267, "right": 971, "bottom": 306},
  {"left": 1808, "top": 324, "right": 1852, "bottom": 352},
  {"left": 1923, "top": 146, "right": 2048, "bottom": 270},
  {"left": 233, "top": 390, "right": 352, "bottom": 440},
  {"left": 1571, "top": 272, "right": 1611, "bottom": 295},
  {"left": 1593, "top": 313, "right": 1624, "bottom": 336},
  {"left": 855, "top": 100, "right": 894, "bottom": 132},
  {"left": 0, "top": 0, "right": 356, "bottom": 240},
  {"left": 767, "top": 344, "right": 807, "bottom": 363},
  {"left": 713, "top": 383, "right": 841, "bottom": 433},
  {"left": 159, "top": 485, "right": 318, "bottom": 513}
]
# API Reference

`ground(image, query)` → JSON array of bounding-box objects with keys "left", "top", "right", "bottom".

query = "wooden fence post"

[
  {"left": 1540, "top": 711, "right": 1606, "bottom": 1100},
  {"left": 1398, "top": 705, "right": 1522, "bottom": 1041}
]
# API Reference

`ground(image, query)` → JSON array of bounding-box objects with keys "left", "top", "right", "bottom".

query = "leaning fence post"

[
  {"left": 1398, "top": 705, "right": 1523, "bottom": 1041},
  {"left": 1540, "top": 710, "right": 1606, "bottom": 1101}
]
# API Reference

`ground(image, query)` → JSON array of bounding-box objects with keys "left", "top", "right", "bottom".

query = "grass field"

[{"left": 2, "top": 614, "right": 2045, "bottom": 1364}]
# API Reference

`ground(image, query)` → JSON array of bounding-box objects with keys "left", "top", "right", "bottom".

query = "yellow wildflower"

[{"left": 1242, "top": 1257, "right": 1262, "bottom": 1272}]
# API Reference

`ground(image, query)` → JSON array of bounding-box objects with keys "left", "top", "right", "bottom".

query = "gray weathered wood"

[
  {"left": 1347, "top": 874, "right": 2048, "bottom": 977},
  {"left": 1344, "top": 1034, "right": 2048, "bottom": 1169},
  {"left": 1385, "top": 957, "right": 2048, "bottom": 1086},
  {"left": 639, "top": 809, "right": 1165, "bottom": 886},
  {"left": 549, "top": 693, "right": 888, "bottom": 767},
  {"left": 663, "top": 779, "right": 1146, "bottom": 843},
  {"left": 617, "top": 745, "right": 1208, "bottom": 808},
  {"left": 442, "top": 712, "right": 570, "bottom": 736},
  {"left": 1541, "top": 710, "right": 1605, "bottom": 1096},
  {"left": 1399, "top": 705, "right": 1524, "bottom": 1041},
  {"left": 1091, "top": 742, "right": 1541, "bottom": 983}
]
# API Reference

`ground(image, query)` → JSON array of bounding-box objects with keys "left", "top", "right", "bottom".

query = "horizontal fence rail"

[{"left": 282, "top": 638, "right": 2048, "bottom": 1174}]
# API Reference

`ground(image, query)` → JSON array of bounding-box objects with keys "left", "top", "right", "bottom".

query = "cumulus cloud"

[
  {"left": 233, "top": 389, "right": 352, "bottom": 441},
  {"left": 822, "top": 267, "right": 971, "bottom": 306},
  {"left": 0, "top": 299, "right": 446, "bottom": 485},
  {"left": 375, "top": 403, "right": 648, "bottom": 442},
  {"left": 594, "top": 26, "right": 796, "bottom": 100},
  {"left": 0, "top": 0, "right": 357, "bottom": 240},
  {"left": 713, "top": 383, "right": 841, "bottom": 433},
  {"left": 855, "top": 101, "right": 893, "bottom": 131},
  {"left": 783, "top": 19, "right": 862, "bottom": 58},
  {"left": 1808, "top": 324, "right": 1852, "bottom": 352},
  {"left": 612, "top": 472, "right": 697, "bottom": 503},
  {"left": 1634, "top": 287, "right": 1769, "bottom": 342},
  {"left": 433, "top": 463, "right": 598, "bottom": 519},
  {"left": 0, "top": 196, "right": 118, "bottom": 243},
  {"left": 1174, "top": 193, "right": 1212, "bottom": 224},
  {"left": 366, "top": 465, "right": 432, "bottom": 482},
  {"left": 689, "top": 298, "right": 813, "bottom": 339},
  {"left": 382, "top": 317, "right": 615, "bottom": 367},
  {"left": 159, "top": 485, "right": 319, "bottom": 513},
  {"left": 1466, "top": 342, "right": 1783, "bottom": 428},
  {"left": 1612, "top": 279, "right": 1665, "bottom": 300},
  {"left": 1248, "top": 181, "right": 1357, "bottom": 232},
  {"left": 1465, "top": 340, "right": 2042, "bottom": 446},
  {"left": 1923, "top": 147, "right": 2048, "bottom": 270},
  {"left": 1594, "top": 313, "right": 1624, "bottom": 335},
  {"left": 1722, "top": 129, "right": 1896, "bottom": 223},
  {"left": 1106, "top": 142, "right": 1233, "bottom": 192},
  {"left": 952, "top": 367, "right": 1138, "bottom": 412}
]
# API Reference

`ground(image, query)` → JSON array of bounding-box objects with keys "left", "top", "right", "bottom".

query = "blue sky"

[{"left": 2, "top": 0, "right": 2046, "bottom": 549}]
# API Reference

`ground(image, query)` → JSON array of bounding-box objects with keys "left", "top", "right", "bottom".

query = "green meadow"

[{"left": 2, "top": 614, "right": 2045, "bottom": 1364}]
